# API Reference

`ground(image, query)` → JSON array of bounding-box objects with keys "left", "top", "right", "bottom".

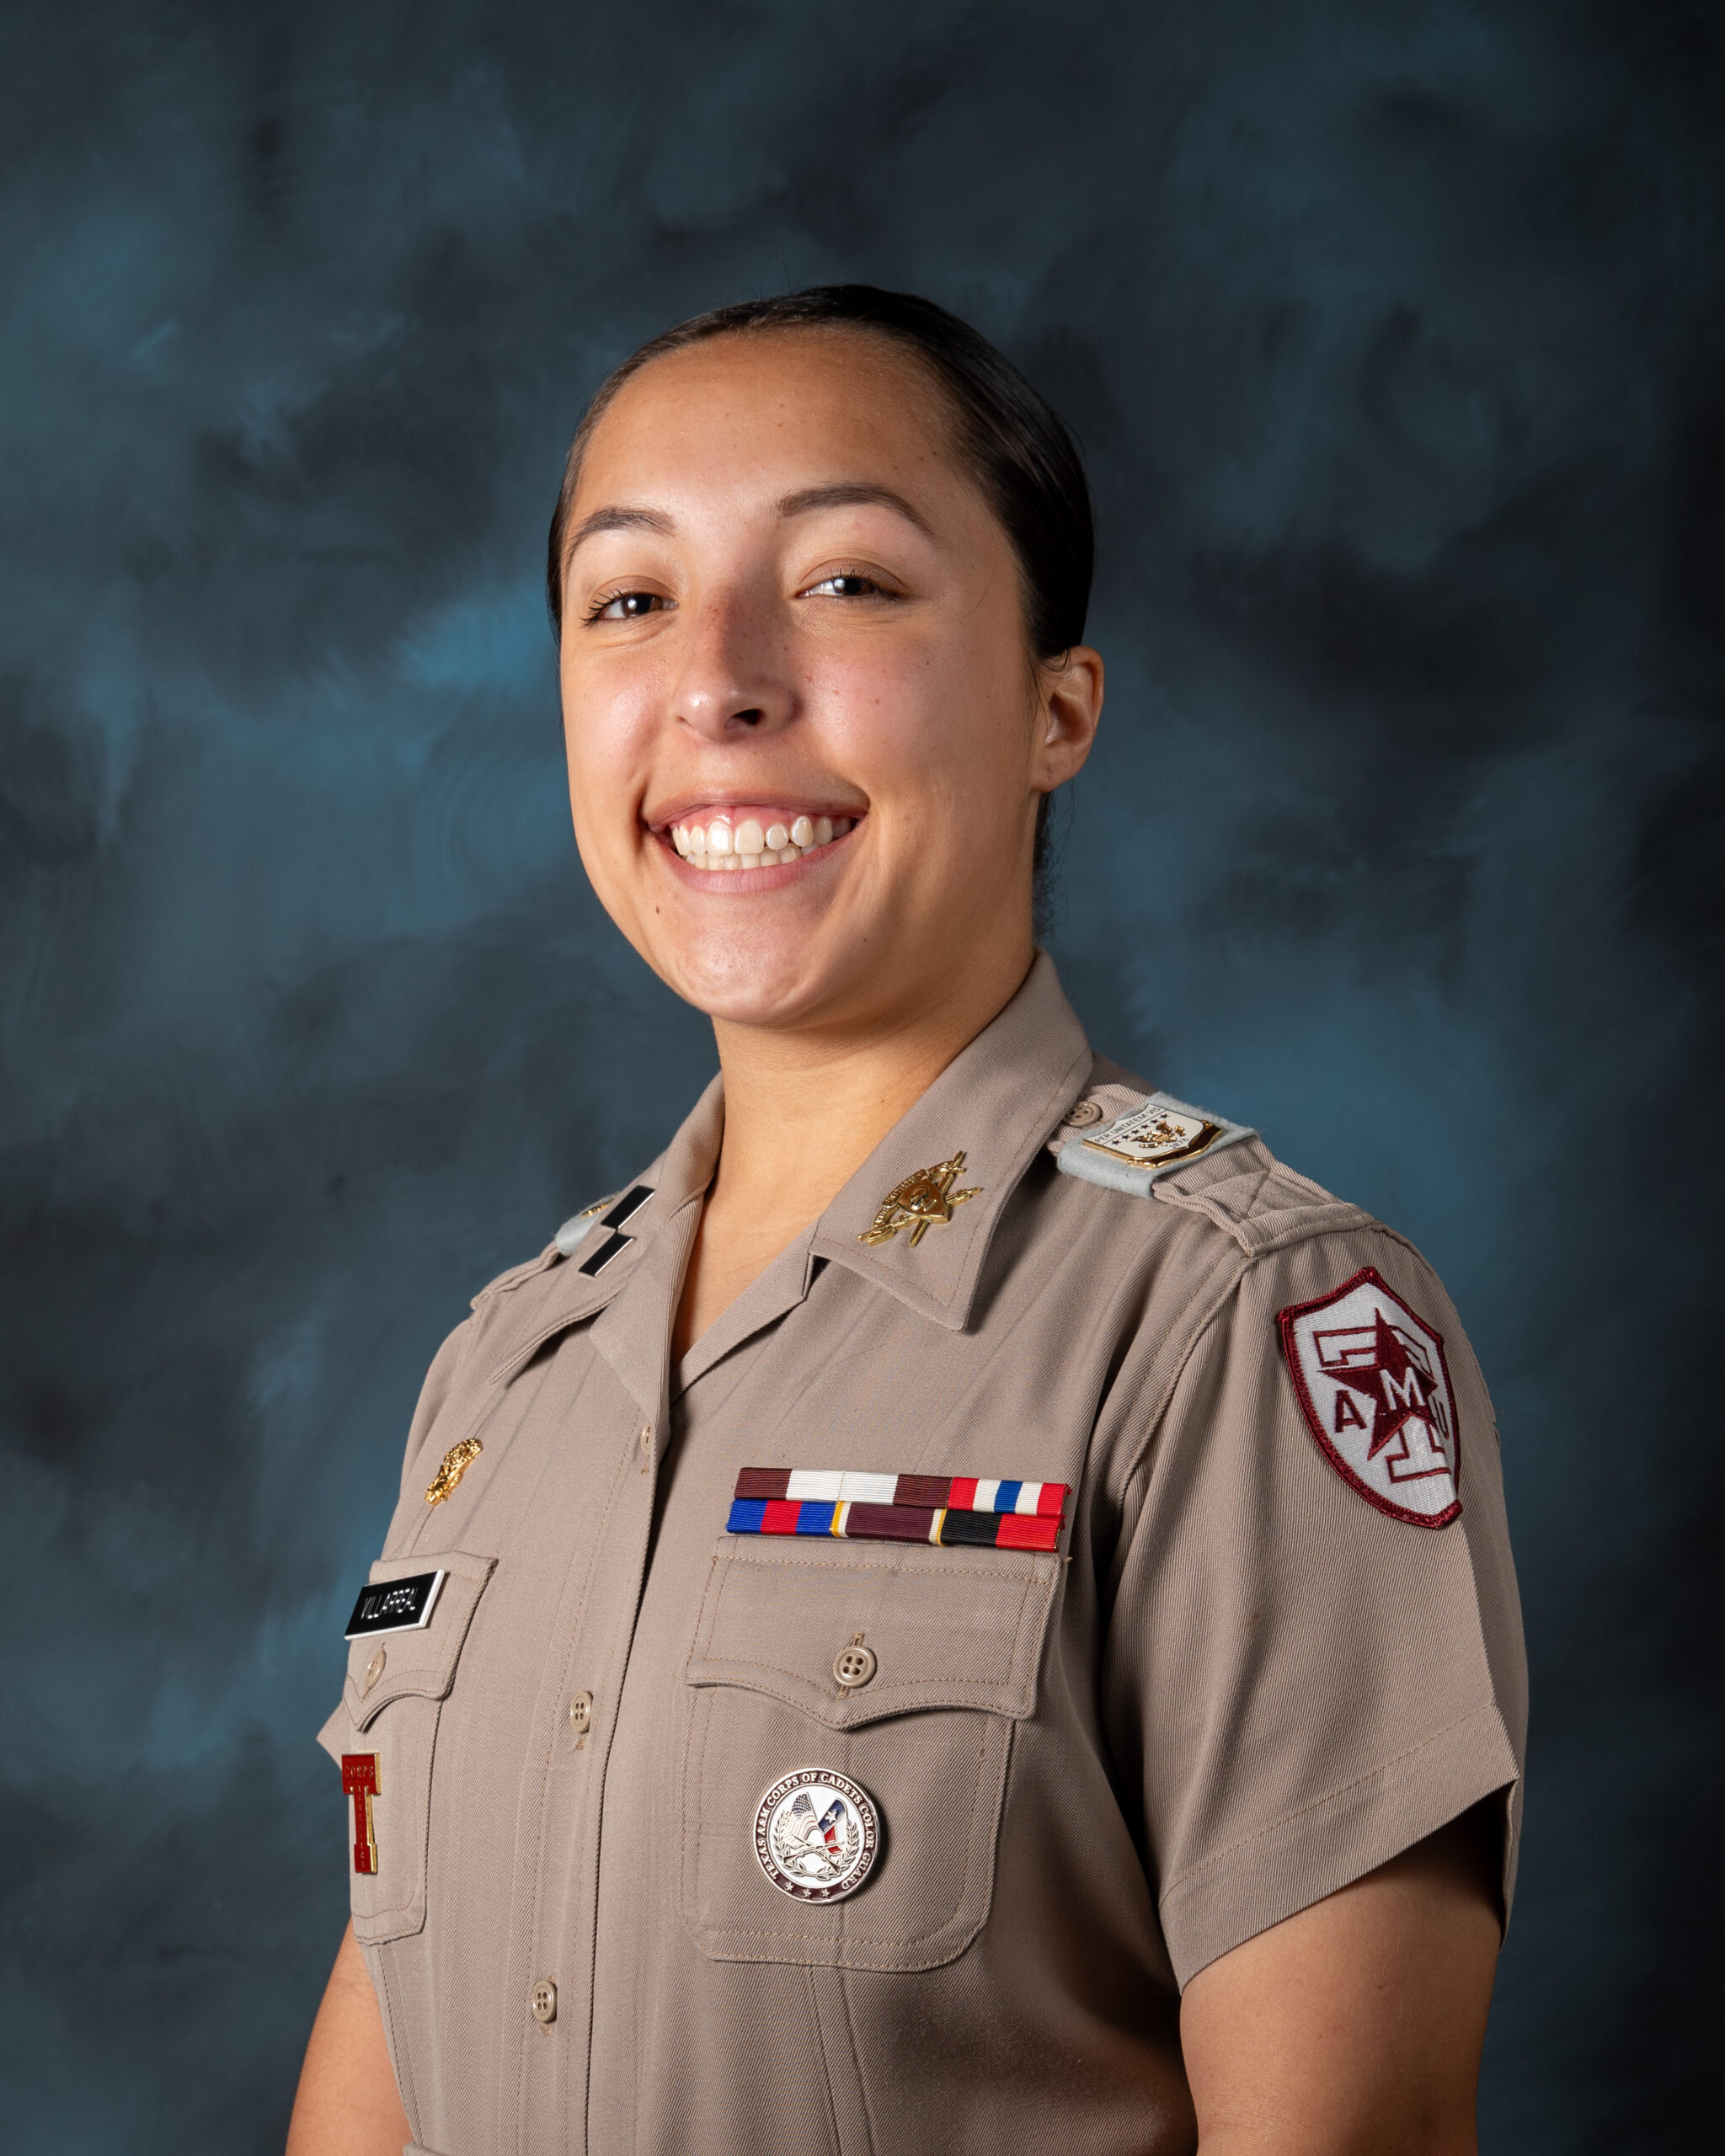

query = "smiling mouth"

[{"left": 664, "top": 808, "right": 858, "bottom": 873}]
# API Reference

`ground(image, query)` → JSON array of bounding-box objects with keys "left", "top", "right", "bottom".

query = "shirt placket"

[{"left": 503, "top": 1207, "right": 692, "bottom": 2156}]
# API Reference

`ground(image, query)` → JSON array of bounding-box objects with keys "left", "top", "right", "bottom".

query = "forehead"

[{"left": 573, "top": 328, "right": 971, "bottom": 509}]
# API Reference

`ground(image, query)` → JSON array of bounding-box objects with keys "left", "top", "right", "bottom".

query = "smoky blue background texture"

[{"left": 2, "top": 0, "right": 1720, "bottom": 2148}]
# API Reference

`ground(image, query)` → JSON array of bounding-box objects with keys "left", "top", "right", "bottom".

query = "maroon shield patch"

[{"left": 1278, "top": 1265, "right": 1461, "bottom": 1529}]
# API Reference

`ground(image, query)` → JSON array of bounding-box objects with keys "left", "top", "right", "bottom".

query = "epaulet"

[
  {"left": 1053, "top": 1086, "right": 1365, "bottom": 1256},
  {"left": 469, "top": 1240, "right": 564, "bottom": 1310},
  {"left": 1054, "top": 1089, "right": 1258, "bottom": 1196},
  {"left": 553, "top": 1193, "right": 618, "bottom": 1257},
  {"left": 467, "top": 1181, "right": 666, "bottom": 1314},
  {"left": 467, "top": 1193, "right": 618, "bottom": 1313}
]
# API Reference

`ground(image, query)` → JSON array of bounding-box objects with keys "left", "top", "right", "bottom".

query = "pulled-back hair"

[{"left": 547, "top": 285, "right": 1093, "bottom": 889}]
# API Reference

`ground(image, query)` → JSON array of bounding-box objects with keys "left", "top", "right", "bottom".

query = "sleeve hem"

[{"left": 1160, "top": 1700, "right": 1520, "bottom": 1991}]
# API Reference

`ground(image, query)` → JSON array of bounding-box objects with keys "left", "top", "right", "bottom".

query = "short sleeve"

[{"left": 1103, "top": 1225, "right": 1526, "bottom": 1989}]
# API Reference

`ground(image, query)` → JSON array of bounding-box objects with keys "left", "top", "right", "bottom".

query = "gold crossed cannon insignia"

[{"left": 858, "top": 1152, "right": 981, "bottom": 1249}]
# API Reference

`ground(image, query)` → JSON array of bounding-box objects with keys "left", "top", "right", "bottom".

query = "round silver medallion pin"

[{"left": 754, "top": 1769, "right": 881, "bottom": 1903}]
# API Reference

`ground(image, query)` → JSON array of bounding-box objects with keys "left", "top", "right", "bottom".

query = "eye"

[
  {"left": 799, "top": 571, "right": 894, "bottom": 600},
  {"left": 585, "top": 589, "right": 670, "bottom": 623}
]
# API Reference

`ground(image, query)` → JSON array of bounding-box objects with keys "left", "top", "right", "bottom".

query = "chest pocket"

[
  {"left": 681, "top": 1536, "right": 1059, "bottom": 1972},
  {"left": 339, "top": 1548, "right": 496, "bottom": 1947}
]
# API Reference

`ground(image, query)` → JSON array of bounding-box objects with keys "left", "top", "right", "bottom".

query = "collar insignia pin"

[
  {"left": 574, "top": 1184, "right": 654, "bottom": 1276},
  {"left": 859, "top": 1152, "right": 981, "bottom": 1248}
]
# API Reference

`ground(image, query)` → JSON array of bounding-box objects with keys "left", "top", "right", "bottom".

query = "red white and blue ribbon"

[{"left": 728, "top": 1468, "right": 1067, "bottom": 1553}]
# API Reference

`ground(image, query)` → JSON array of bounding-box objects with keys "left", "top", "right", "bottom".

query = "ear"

[{"left": 1032, "top": 645, "right": 1103, "bottom": 792}]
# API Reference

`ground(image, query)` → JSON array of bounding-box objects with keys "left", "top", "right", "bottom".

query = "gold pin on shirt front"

[{"left": 425, "top": 1437, "right": 482, "bottom": 1506}]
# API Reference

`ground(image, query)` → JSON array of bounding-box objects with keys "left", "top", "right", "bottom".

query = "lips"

[{"left": 665, "top": 808, "right": 857, "bottom": 873}]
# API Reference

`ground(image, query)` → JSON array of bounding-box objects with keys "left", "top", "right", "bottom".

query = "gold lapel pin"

[
  {"left": 425, "top": 1436, "right": 483, "bottom": 1507},
  {"left": 859, "top": 1152, "right": 981, "bottom": 1248}
]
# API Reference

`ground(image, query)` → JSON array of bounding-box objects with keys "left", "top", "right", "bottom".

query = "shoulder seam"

[{"left": 1117, "top": 1248, "right": 1257, "bottom": 1491}]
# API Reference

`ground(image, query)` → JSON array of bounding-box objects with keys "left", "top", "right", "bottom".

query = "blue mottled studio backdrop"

[{"left": 2, "top": 0, "right": 1720, "bottom": 2148}]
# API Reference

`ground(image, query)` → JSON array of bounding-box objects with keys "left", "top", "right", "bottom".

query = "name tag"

[{"left": 344, "top": 1570, "right": 446, "bottom": 1639}]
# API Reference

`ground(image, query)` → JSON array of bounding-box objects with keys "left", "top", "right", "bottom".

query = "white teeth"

[{"left": 671, "top": 810, "right": 860, "bottom": 873}]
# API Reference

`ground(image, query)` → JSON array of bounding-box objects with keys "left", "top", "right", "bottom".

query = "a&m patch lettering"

[{"left": 1278, "top": 1265, "right": 1461, "bottom": 1529}]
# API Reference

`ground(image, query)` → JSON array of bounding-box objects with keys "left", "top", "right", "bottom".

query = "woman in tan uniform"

[{"left": 289, "top": 288, "right": 1525, "bottom": 2156}]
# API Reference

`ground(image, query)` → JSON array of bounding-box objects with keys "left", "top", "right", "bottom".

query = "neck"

[
  {"left": 711, "top": 938, "right": 1033, "bottom": 1222},
  {"left": 670, "top": 930, "right": 1036, "bottom": 1363}
]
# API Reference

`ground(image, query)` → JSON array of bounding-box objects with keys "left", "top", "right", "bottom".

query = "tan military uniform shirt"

[{"left": 319, "top": 954, "right": 1526, "bottom": 2156}]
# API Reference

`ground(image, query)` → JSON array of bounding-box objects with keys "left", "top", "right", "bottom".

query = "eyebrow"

[
  {"left": 562, "top": 504, "right": 676, "bottom": 558},
  {"left": 561, "top": 482, "right": 937, "bottom": 567},
  {"left": 775, "top": 483, "right": 937, "bottom": 538}
]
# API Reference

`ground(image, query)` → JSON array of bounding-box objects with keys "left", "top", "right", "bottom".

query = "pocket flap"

[
  {"left": 343, "top": 1548, "right": 495, "bottom": 1730},
  {"left": 686, "top": 1536, "right": 1059, "bottom": 1730}
]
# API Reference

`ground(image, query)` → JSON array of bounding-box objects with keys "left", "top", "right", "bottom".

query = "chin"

[{"left": 652, "top": 927, "right": 850, "bottom": 1030}]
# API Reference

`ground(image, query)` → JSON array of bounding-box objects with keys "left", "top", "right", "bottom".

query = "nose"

[{"left": 670, "top": 589, "right": 794, "bottom": 742}]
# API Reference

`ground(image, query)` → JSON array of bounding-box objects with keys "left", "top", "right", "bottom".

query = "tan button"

[
  {"left": 530, "top": 1978, "right": 557, "bottom": 2025},
  {"left": 833, "top": 1643, "right": 876, "bottom": 1690},
  {"left": 639, "top": 1422, "right": 654, "bottom": 1451},
  {"left": 568, "top": 1691, "right": 594, "bottom": 1736},
  {"left": 1060, "top": 1097, "right": 1104, "bottom": 1129},
  {"left": 362, "top": 1645, "right": 387, "bottom": 1693}
]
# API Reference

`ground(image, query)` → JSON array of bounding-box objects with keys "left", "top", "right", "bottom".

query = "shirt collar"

[
  {"left": 486, "top": 953, "right": 1093, "bottom": 1380},
  {"left": 483, "top": 1075, "right": 724, "bottom": 1382},
  {"left": 809, "top": 952, "right": 1092, "bottom": 1331}
]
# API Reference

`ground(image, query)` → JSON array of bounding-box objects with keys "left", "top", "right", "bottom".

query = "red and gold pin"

[{"left": 341, "top": 1753, "right": 381, "bottom": 1876}]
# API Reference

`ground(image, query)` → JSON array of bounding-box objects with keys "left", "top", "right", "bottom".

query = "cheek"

[
  {"left": 560, "top": 661, "right": 656, "bottom": 832},
  {"left": 814, "top": 629, "right": 1028, "bottom": 799}
]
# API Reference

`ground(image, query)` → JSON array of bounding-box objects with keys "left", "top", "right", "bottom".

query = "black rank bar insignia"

[{"left": 577, "top": 1185, "right": 654, "bottom": 1276}]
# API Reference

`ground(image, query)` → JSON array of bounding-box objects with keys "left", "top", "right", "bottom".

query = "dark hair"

[{"left": 547, "top": 284, "right": 1093, "bottom": 889}]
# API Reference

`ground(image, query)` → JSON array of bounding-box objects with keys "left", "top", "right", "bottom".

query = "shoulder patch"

[
  {"left": 1277, "top": 1264, "right": 1461, "bottom": 1529},
  {"left": 1055, "top": 1091, "right": 1257, "bottom": 1198}
]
